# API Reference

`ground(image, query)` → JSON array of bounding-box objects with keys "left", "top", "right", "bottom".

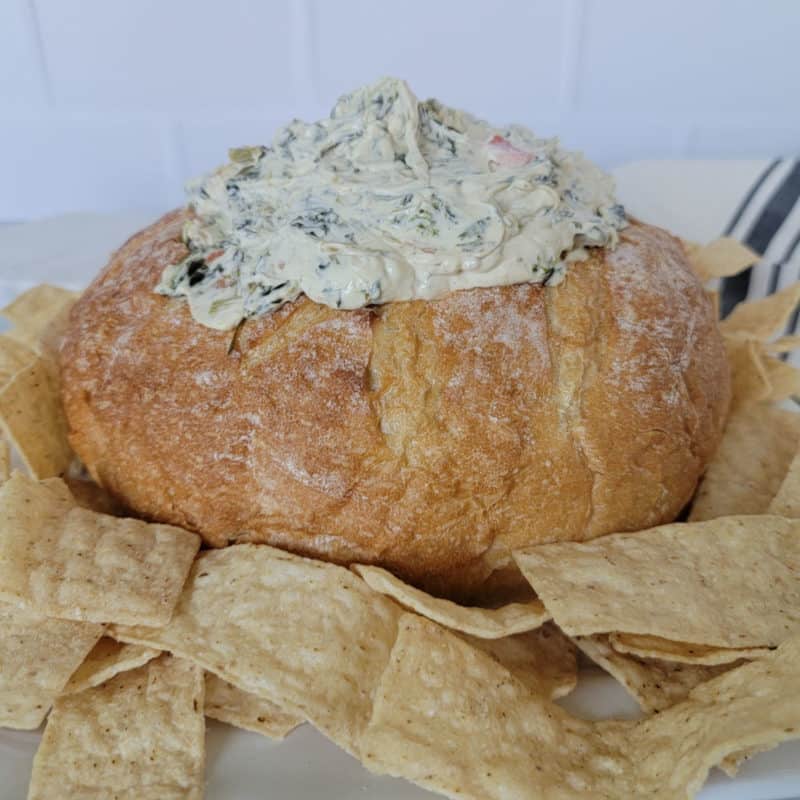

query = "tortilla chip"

[
  {"left": 113, "top": 544, "right": 402, "bottom": 757},
  {"left": 767, "top": 334, "right": 800, "bottom": 354},
  {"left": 362, "top": 614, "right": 613, "bottom": 798},
  {"left": 725, "top": 335, "right": 772, "bottom": 410},
  {"left": 0, "top": 285, "right": 78, "bottom": 354},
  {"left": 464, "top": 623, "right": 577, "bottom": 699},
  {"left": 685, "top": 237, "right": 759, "bottom": 283},
  {"left": 0, "top": 472, "right": 200, "bottom": 625},
  {"left": 574, "top": 634, "right": 738, "bottom": 714},
  {"left": 763, "top": 354, "right": 800, "bottom": 403},
  {"left": 28, "top": 655, "right": 204, "bottom": 800},
  {"left": 63, "top": 476, "right": 128, "bottom": 516},
  {"left": 0, "top": 601, "right": 103, "bottom": 729},
  {"left": 721, "top": 281, "right": 800, "bottom": 341},
  {"left": 769, "top": 449, "right": 800, "bottom": 517},
  {"left": 0, "top": 334, "right": 35, "bottom": 388},
  {"left": 61, "top": 638, "right": 160, "bottom": 695},
  {"left": 689, "top": 406, "right": 800, "bottom": 521},
  {"left": 352, "top": 564, "right": 549, "bottom": 638},
  {"left": 619, "top": 636, "right": 800, "bottom": 796},
  {"left": 608, "top": 632, "right": 768, "bottom": 665},
  {"left": 0, "top": 355, "right": 73, "bottom": 478},
  {"left": 0, "top": 438, "right": 8, "bottom": 484},
  {"left": 204, "top": 672, "right": 303, "bottom": 739},
  {"left": 362, "top": 615, "right": 800, "bottom": 799},
  {"left": 717, "top": 745, "right": 771, "bottom": 778},
  {"left": 513, "top": 515, "right": 800, "bottom": 647}
]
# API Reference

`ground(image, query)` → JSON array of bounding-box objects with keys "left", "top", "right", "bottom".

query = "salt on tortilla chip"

[
  {"left": 724, "top": 336, "right": 772, "bottom": 410},
  {"left": 362, "top": 614, "right": 800, "bottom": 800},
  {"left": 685, "top": 237, "right": 758, "bottom": 283},
  {"left": 205, "top": 672, "right": 303, "bottom": 739},
  {"left": 608, "top": 632, "right": 768, "bottom": 666},
  {"left": 0, "top": 285, "right": 78, "bottom": 354},
  {"left": 689, "top": 406, "right": 800, "bottom": 521},
  {"left": 0, "top": 472, "right": 200, "bottom": 626},
  {"left": 763, "top": 354, "right": 800, "bottom": 403},
  {"left": 61, "top": 638, "right": 160, "bottom": 695},
  {"left": 352, "top": 564, "right": 549, "bottom": 638},
  {"left": 112, "top": 544, "right": 402, "bottom": 757},
  {"left": 769, "top": 450, "right": 800, "bottom": 517},
  {"left": 0, "top": 334, "right": 35, "bottom": 388},
  {"left": 28, "top": 655, "right": 204, "bottom": 800},
  {"left": 0, "top": 355, "right": 73, "bottom": 478},
  {"left": 464, "top": 623, "right": 577, "bottom": 699},
  {"left": 574, "top": 634, "right": 738, "bottom": 714},
  {"left": 0, "top": 601, "right": 103, "bottom": 729},
  {"left": 513, "top": 515, "right": 800, "bottom": 648},
  {"left": 721, "top": 281, "right": 800, "bottom": 341}
]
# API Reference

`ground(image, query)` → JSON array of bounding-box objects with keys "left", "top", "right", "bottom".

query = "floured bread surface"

[{"left": 61, "top": 211, "right": 729, "bottom": 598}]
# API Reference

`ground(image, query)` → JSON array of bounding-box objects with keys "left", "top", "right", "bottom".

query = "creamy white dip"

[{"left": 156, "top": 77, "right": 626, "bottom": 330}]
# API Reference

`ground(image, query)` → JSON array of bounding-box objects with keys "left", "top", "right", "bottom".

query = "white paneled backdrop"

[{"left": 1, "top": 0, "right": 799, "bottom": 220}]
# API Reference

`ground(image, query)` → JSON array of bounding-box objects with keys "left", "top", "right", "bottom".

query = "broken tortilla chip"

[
  {"left": 721, "top": 281, "right": 800, "bottom": 341},
  {"left": 205, "top": 672, "right": 303, "bottom": 739},
  {"left": 0, "top": 285, "right": 78, "bottom": 354},
  {"left": 464, "top": 623, "right": 577, "bottom": 699},
  {"left": 513, "top": 515, "right": 800, "bottom": 648},
  {"left": 689, "top": 406, "right": 800, "bottom": 520},
  {"left": 0, "top": 335, "right": 35, "bottom": 389},
  {"left": 574, "top": 634, "right": 738, "bottom": 714},
  {"left": 0, "top": 438, "right": 8, "bottom": 484},
  {"left": 28, "top": 655, "right": 205, "bottom": 800},
  {"left": 362, "top": 614, "right": 611, "bottom": 798},
  {"left": 362, "top": 615, "right": 800, "bottom": 800},
  {"left": 0, "top": 601, "right": 103, "bottom": 729},
  {"left": 61, "top": 638, "right": 160, "bottom": 695},
  {"left": 608, "top": 632, "right": 768, "bottom": 666},
  {"left": 766, "top": 334, "right": 800, "bottom": 354},
  {"left": 763, "top": 354, "right": 800, "bottom": 403},
  {"left": 616, "top": 636, "right": 800, "bottom": 796},
  {"left": 112, "top": 544, "right": 402, "bottom": 757},
  {"left": 352, "top": 564, "right": 549, "bottom": 638},
  {"left": 0, "top": 355, "right": 73, "bottom": 478},
  {"left": 724, "top": 335, "right": 772, "bottom": 411},
  {"left": 685, "top": 237, "right": 759, "bottom": 283},
  {"left": 0, "top": 472, "right": 200, "bottom": 626},
  {"left": 769, "top": 449, "right": 800, "bottom": 517}
]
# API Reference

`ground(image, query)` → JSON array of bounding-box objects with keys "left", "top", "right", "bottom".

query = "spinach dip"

[{"left": 157, "top": 77, "right": 626, "bottom": 330}]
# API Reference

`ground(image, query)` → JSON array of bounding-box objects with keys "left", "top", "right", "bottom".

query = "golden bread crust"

[{"left": 60, "top": 211, "right": 730, "bottom": 598}]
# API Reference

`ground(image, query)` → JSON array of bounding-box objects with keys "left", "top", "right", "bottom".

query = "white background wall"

[{"left": 1, "top": 0, "right": 799, "bottom": 221}]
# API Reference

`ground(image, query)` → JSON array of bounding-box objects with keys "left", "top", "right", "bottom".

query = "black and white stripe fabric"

[
  {"left": 721, "top": 159, "right": 800, "bottom": 319},
  {"left": 613, "top": 158, "right": 800, "bottom": 364}
]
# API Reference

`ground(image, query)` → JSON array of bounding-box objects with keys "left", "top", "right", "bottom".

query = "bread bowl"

[{"left": 59, "top": 78, "right": 730, "bottom": 598}]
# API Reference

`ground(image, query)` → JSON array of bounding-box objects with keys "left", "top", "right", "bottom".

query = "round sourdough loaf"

[{"left": 60, "top": 210, "right": 730, "bottom": 599}]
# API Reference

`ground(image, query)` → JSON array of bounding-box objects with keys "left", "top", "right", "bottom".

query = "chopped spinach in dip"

[{"left": 156, "top": 77, "right": 627, "bottom": 330}]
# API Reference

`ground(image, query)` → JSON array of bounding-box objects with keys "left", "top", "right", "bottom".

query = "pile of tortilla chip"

[{"left": 1, "top": 254, "right": 799, "bottom": 800}]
